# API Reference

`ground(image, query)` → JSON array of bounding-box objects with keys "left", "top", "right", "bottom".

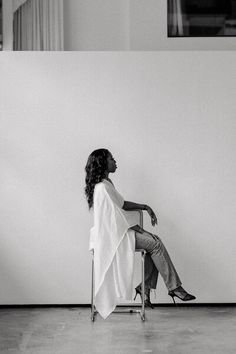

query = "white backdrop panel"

[{"left": 0, "top": 52, "right": 235, "bottom": 304}]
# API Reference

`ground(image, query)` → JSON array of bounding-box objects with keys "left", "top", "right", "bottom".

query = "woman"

[{"left": 85, "top": 148, "right": 195, "bottom": 319}]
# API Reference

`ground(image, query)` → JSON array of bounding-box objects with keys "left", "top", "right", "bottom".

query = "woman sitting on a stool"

[{"left": 85, "top": 148, "right": 195, "bottom": 319}]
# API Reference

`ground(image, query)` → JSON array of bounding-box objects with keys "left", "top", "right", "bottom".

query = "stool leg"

[
  {"left": 141, "top": 251, "right": 146, "bottom": 321},
  {"left": 91, "top": 253, "right": 96, "bottom": 321}
]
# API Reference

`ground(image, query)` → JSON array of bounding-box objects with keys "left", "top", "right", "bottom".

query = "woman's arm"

[
  {"left": 123, "top": 201, "right": 158, "bottom": 226},
  {"left": 122, "top": 201, "right": 147, "bottom": 211}
]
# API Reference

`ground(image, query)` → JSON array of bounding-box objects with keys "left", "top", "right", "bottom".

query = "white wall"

[
  {"left": 0, "top": 52, "right": 236, "bottom": 304},
  {"left": 64, "top": 0, "right": 130, "bottom": 50},
  {"left": 64, "top": 0, "right": 236, "bottom": 50}
]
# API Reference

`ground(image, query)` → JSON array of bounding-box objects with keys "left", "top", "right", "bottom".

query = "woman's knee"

[
  {"left": 143, "top": 232, "right": 162, "bottom": 253},
  {"left": 148, "top": 233, "right": 163, "bottom": 246},
  {"left": 152, "top": 234, "right": 162, "bottom": 243}
]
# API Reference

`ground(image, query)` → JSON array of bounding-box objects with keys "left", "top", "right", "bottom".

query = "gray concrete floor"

[{"left": 0, "top": 306, "right": 235, "bottom": 354}]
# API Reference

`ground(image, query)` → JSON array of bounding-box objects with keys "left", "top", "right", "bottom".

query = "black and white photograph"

[
  {"left": 0, "top": 1, "right": 236, "bottom": 354},
  {"left": 168, "top": 0, "right": 236, "bottom": 37}
]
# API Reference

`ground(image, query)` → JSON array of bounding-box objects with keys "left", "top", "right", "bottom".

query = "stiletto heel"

[
  {"left": 133, "top": 290, "right": 138, "bottom": 301},
  {"left": 170, "top": 295, "right": 176, "bottom": 305},
  {"left": 168, "top": 286, "right": 196, "bottom": 304},
  {"left": 134, "top": 286, "right": 154, "bottom": 309}
]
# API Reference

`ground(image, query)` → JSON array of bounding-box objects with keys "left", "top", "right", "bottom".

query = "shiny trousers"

[{"left": 135, "top": 232, "right": 182, "bottom": 292}]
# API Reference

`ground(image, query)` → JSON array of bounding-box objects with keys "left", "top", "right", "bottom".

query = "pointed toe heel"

[{"left": 168, "top": 286, "right": 196, "bottom": 304}]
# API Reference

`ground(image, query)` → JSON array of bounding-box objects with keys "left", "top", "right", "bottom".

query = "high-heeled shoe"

[
  {"left": 168, "top": 286, "right": 196, "bottom": 304},
  {"left": 134, "top": 285, "right": 154, "bottom": 309}
]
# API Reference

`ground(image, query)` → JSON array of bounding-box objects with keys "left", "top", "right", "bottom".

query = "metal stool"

[{"left": 90, "top": 210, "right": 146, "bottom": 322}]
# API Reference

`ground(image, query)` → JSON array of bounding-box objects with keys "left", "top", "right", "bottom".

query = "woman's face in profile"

[{"left": 107, "top": 153, "right": 117, "bottom": 173}]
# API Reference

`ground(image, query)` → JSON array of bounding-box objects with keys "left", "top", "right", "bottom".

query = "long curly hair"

[{"left": 84, "top": 148, "right": 110, "bottom": 209}]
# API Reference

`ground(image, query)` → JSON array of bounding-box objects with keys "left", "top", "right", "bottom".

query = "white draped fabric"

[
  {"left": 13, "top": 0, "right": 64, "bottom": 50},
  {"left": 90, "top": 180, "right": 139, "bottom": 319},
  {"left": 168, "top": 0, "right": 184, "bottom": 36}
]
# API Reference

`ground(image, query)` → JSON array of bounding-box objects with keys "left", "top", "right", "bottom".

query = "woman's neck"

[
  {"left": 104, "top": 171, "right": 110, "bottom": 180},
  {"left": 103, "top": 175, "right": 113, "bottom": 185}
]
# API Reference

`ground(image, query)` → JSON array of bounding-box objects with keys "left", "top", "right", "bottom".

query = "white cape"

[{"left": 89, "top": 180, "right": 139, "bottom": 319}]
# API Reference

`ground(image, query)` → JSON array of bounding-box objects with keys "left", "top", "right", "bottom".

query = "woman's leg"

[
  {"left": 135, "top": 253, "right": 158, "bottom": 291},
  {"left": 135, "top": 231, "right": 182, "bottom": 292},
  {"left": 145, "top": 254, "right": 159, "bottom": 289}
]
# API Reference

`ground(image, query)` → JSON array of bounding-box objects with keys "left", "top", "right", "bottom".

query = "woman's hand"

[{"left": 145, "top": 205, "right": 158, "bottom": 226}]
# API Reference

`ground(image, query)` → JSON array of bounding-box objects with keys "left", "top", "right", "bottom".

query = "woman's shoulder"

[
  {"left": 94, "top": 181, "right": 111, "bottom": 203},
  {"left": 94, "top": 180, "right": 114, "bottom": 195},
  {"left": 94, "top": 180, "right": 107, "bottom": 192}
]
